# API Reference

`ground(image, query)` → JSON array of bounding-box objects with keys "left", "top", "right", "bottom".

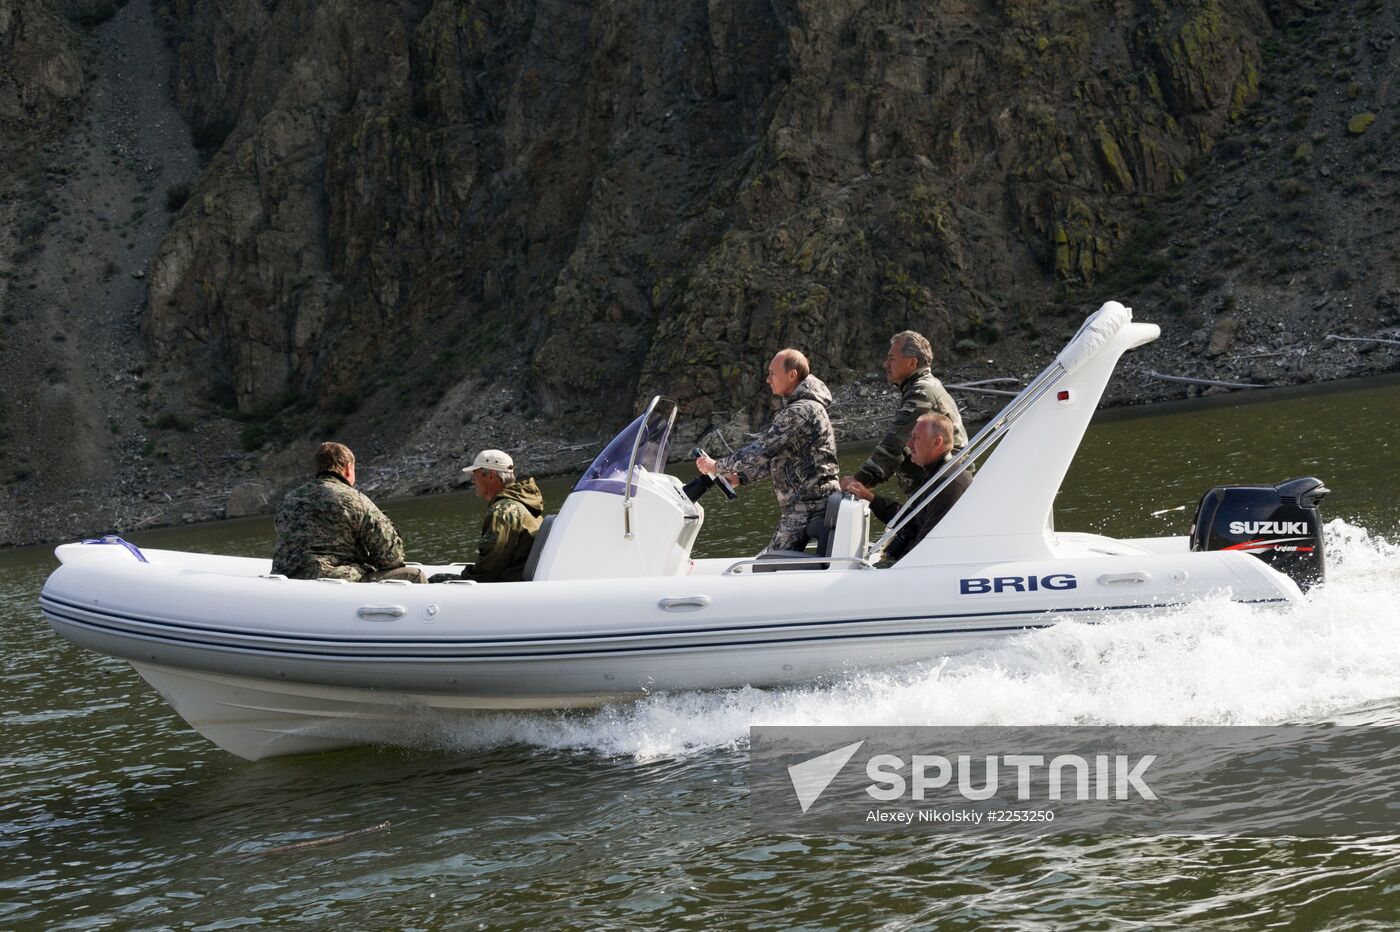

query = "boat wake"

[{"left": 412, "top": 518, "right": 1400, "bottom": 759}]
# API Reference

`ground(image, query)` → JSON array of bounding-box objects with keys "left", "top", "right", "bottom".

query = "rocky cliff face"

[
  {"left": 1, "top": 0, "right": 199, "bottom": 545},
  {"left": 1, "top": 0, "right": 1397, "bottom": 546},
  {"left": 639, "top": 0, "right": 1273, "bottom": 424},
  {"left": 145, "top": 0, "right": 792, "bottom": 437},
  {"left": 0, "top": 0, "right": 84, "bottom": 122},
  {"left": 1, "top": 0, "right": 93, "bottom": 533},
  {"left": 144, "top": 0, "right": 1270, "bottom": 435}
]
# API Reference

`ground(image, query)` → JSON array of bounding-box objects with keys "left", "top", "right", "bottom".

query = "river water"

[{"left": 3, "top": 378, "right": 1398, "bottom": 928}]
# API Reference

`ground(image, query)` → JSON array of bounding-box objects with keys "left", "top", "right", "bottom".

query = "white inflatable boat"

[{"left": 41, "top": 302, "right": 1329, "bottom": 760}]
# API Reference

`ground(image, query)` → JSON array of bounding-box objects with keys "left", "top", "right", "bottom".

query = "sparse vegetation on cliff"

[{"left": 0, "top": 0, "right": 1396, "bottom": 546}]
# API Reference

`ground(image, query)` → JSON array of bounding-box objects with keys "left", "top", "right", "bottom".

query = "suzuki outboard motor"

[{"left": 1190, "top": 477, "right": 1329, "bottom": 591}]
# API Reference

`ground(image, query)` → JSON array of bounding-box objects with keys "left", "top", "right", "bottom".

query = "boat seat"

[
  {"left": 803, "top": 491, "right": 846, "bottom": 557},
  {"left": 522, "top": 515, "right": 555, "bottom": 582},
  {"left": 752, "top": 493, "right": 870, "bottom": 572},
  {"left": 804, "top": 491, "right": 869, "bottom": 559},
  {"left": 834, "top": 494, "right": 870, "bottom": 560}
]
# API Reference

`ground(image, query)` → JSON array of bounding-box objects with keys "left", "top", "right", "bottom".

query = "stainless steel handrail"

[
  {"left": 724, "top": 555, "right": 873, "bottom": 575},
  {"left": 622, "top": 396, "right": 678, "bottom": 539},
  {"left": 868, "top": 361, "right": 1067, "bottom": 557}
]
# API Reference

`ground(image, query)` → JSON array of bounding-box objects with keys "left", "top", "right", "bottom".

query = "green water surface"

[{"left": 2, "top": 377, "right": 1398, "bottom": 928}]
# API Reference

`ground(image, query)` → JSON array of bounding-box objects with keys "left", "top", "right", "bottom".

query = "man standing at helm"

[
  {"left": 696, "top": 348, "right": 840, "bottom": 553},
  {"left": 843, "top": 329, "right": 967, "bottom": 496}
]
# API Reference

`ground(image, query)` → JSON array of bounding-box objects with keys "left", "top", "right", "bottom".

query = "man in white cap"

[{"left": 445, "top": 449, "right": 544, "bottom": 583}]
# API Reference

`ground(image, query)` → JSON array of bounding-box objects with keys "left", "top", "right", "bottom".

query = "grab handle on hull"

[
  {"left": 357, "top": 605, "right": 407, "bottom": 620},
  {"left": 1097, "top": 572, "right": 1151, "bottom": 586},
  {"left": 659, "top": 596, "right": 711, "bottom": 612}
]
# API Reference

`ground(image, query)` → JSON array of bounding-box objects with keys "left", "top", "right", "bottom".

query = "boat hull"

[
  {"left": 124, "top": 605, "right": 1120, "bottom": 760},
  {"left": 42, "top": 543, "right": 1300, "bottom": 759},
  {"left": 128, "top": 661, "right": 632, "bottom": 759},
  {"left": 37, "top": 305, "right": 1319, "bottom": 761}
]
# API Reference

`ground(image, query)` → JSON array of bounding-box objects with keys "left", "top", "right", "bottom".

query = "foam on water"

[{"left": 424, "top": 520, "right": 1400, "bottom": 759}]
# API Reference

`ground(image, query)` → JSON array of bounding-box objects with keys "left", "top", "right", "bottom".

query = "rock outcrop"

[
  {"left": 0, "top": 0, "right": 85, "bottom": 123},
  {"left": 225, "top": 478, "right": 274, "bottom": 518},
  {"left": 0, "top": 0, "right": 200, "bottom": 547},
  {"left": 145, "top": 0, "right": 1267, "bottom": 443},
  {"left": 1, "top": 0, "right": 1397, "bottom": 547}
]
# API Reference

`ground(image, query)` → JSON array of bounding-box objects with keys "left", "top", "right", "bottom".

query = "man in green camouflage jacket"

[
  {"left": 696, "top": 349, "right": 840, "bottom": 553},
  {"left": 845, "top": 330, "right": 968, "bottom": 495},
  {"left": 455, "top": 449, "right": 545, "bottom": 583},
  {"left": 272, "top": 442, "right": 426, "bottom": 582}
]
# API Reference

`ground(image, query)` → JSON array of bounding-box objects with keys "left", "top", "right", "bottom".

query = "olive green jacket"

[
  {"left": 853, "top": 368, "right": 968, "bottom": 489},
  {"left": 466, "top": 478, "right": 545, "bottom": 583}
]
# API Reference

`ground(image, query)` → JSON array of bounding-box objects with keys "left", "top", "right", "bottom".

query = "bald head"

[
  {"left": 775, "top": 348, "right": 810, "bottom": 379},
  {"left": 908, "top": 412, "right": 954, "bottom": 467},
  {"left": 766, "top": 348, "right": 810, "bottom": 397}
]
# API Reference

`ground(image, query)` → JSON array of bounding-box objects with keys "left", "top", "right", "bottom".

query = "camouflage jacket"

[
  {"left": 466, "top": 477, "right": 544, "bottom": 583},
  {"left": 271, "top": 473, "right": 407, "bottom": 581},
  {"left": 853, "top": 367, "right": 969, "bottom": 489},
  {"left": 717, "top": 375, "right": 840, "bottom": 514}
]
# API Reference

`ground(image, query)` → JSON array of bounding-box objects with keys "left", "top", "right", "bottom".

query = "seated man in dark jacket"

[{"left": 840, "top": 413, "right": 971, "bottom": 563}]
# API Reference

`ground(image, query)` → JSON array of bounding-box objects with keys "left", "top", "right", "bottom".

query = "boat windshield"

[{"left": 575, "top": 398, "right": 677, "bottom": 495}]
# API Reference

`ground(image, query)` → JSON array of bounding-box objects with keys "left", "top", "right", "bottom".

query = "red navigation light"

[{"left": 1057, "top": 390, "right": 1071, "bottom": 402}]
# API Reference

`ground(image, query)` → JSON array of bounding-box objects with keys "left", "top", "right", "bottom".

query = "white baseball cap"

[{"left": 463, "top": 449, "right": 513, "bottom": 474}]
